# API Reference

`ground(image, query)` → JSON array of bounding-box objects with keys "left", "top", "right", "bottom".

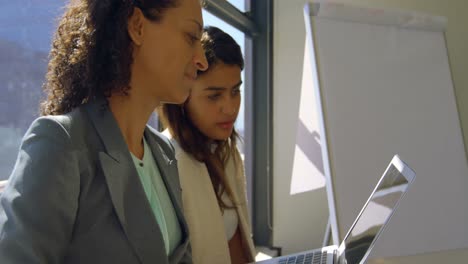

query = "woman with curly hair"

[
  {"left": 160, "top": 26, "right": 256, "bottom": 264},
  {"left": 0, "top": 0, "right": 207, "bottom": 263}
]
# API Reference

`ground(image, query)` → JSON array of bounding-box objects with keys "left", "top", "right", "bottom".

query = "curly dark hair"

[
  {"left": 159, "top": 26, "right": 244, "bottom": 210},
  {"left": 40, "top": 0, "right": 180, "bottom": 115}
]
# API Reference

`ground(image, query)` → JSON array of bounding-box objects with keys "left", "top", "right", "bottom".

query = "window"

[
  {"left": 0, "top": 1, "right": 165, "bottom": 181},
  {"left": 0, "top": 1, "right": 64, "bottom": 181},
  {"left": 227, "top": 0, "right": 249, "bottom": 12}
]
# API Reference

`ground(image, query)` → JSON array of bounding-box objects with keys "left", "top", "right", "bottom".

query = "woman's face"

[
  {"left": 130, "top": 0, "right": 208, "bottom": 105},
  {"left": 186, "top": 63, "right": 242, "bottom": 141}
]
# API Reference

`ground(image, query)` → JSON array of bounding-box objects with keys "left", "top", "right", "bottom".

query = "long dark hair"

[
  {"left": 40, "top": 0, "right": 179, "bottom": 115},
  {"left": 159, "top": 26, "right": 244, "bottom": 210}
]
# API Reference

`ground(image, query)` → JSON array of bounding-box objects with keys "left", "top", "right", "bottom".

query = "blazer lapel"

[
  {"left": 84, "top": 99, "right": 168, "bottom": 264},
  {"left": 144, "top": 129, "right": 191, "bottom": 263},
  {"left": 144, "top": 130, "right": 183, "bottom": 216}
]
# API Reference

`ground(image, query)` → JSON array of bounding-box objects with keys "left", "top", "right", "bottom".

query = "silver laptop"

[{"left": 256, "top": 155, "right": 416, "bottom": 264}]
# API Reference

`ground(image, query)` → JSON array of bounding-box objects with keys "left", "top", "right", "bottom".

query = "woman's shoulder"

[
  {"left": 26, "top": 107, "right": 85, "bottom": 140},
  {"left": 23, "top": 116, "right": 71, "bottom": 150},
  {"left": 17, "top": 109, "right": 90, "bottom": 162},
  {"left": 35, "top": 105, "right": 97, "bottom": 142}
]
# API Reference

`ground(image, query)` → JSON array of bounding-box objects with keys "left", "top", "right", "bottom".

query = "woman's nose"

[
  {"left": 221, "top": 102, "right": 237, "bottom": 116},
  {"left": 194, "top": 43, "right": 208, "bottom": 71}
]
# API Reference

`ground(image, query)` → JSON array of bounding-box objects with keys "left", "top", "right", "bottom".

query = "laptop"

[{"left": 255, "top": 154, "right": 416, "bottom": 264}]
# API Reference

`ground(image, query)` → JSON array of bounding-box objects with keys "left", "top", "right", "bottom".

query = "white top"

[{"left": 221, "top": 190, "right": 238, "bottom": 240}]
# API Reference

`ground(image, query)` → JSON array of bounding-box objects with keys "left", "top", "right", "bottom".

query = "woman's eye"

[
  {"left": 187, "top": 33, "right": 199, "bottom": 45},
  {"left": 208, "top": 94, "right": 221, "bottom": 101},
  {"left": 232, "top": 88, "right": 241, "bottom": 96}
]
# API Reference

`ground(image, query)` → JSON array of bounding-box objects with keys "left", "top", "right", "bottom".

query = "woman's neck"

[{"left": 108, "top": 91, "right": 159, "bottom": 159}]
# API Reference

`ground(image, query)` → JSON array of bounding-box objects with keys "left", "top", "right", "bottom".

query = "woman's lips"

[{"left": 217, "top": 121, "right": 234, "bottom": 129}]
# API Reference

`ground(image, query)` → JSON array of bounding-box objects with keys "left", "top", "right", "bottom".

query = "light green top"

[{"left": 131, "top": 137, "right": 182, "bottom": 256}]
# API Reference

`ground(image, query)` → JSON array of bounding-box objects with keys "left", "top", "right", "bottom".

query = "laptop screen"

[{"left": 337, "top": 158, "right": 413, "bottom": 264}]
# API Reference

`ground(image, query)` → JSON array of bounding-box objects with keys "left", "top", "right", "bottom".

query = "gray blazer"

[{"left": 0, "top": 99, "right": 191, "bottom": 264}]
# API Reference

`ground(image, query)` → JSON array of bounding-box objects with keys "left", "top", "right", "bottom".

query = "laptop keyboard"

[
  {"left": 278, "top": 251, "right": 327, "bottom": 264},
  {"left": 277, "top": 251, "right": 327, "bottom": 264}
]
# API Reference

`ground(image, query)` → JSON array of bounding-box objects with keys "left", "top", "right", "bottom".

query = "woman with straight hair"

[
  {"left": 0, "top": 0, "right": 208, "bottom": 263},
  {"left": 160, "top": 26, "right": 256, "bottom": 264}
]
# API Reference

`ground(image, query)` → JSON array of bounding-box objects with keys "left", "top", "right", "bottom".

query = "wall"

[{"left": 272, "top": 0, "right": 468, "bottom": 256}]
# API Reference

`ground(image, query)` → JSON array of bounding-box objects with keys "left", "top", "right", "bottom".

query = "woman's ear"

[{"left": 127, "top": 7, "right": 145, "bottom": 46}]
